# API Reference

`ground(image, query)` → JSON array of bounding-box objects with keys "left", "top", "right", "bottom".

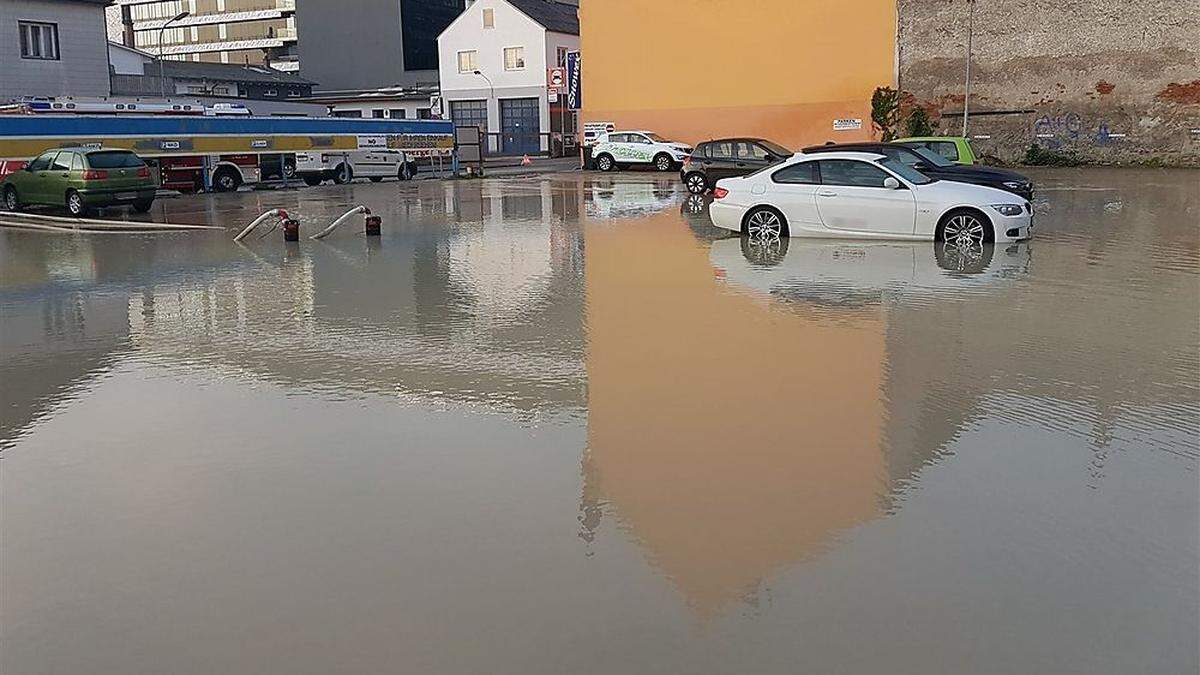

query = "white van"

[{"left": 295, "top": 149, "right": 416, "bottom": 185}]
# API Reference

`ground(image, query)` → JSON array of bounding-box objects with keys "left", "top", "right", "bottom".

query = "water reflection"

[{"left": 1, "top": 171, "right": 1196, "bottom": 675}]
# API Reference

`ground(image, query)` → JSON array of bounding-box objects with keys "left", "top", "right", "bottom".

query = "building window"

[
  {"left": 287, "top": 90, "right": 302, "bottom": 98},
  {"left": 418, "top": 108, "right": 432, "bottom": 119},
  {"left": 457, "top": 50, "right": 478, "bottom": 74},
  {"left": 389, "top": 109, "right": 407, "bottom": 119},
  {"left": 557, "top": 46, "right": 568, "bottom": 68},
  {"left": 19, "top": 22, "right": 59, "bottom": 60},
  {"left": 373, "top": 109, "right": 385, "bottom": 118},
  {"left": 503, "top": 46, "right": 525, "bottom": 71},
  {"left": 264, "top": 89, "right": 278, "bottom": 97},
  {"left": 482, "top": 8, "right": 494, "bottom": 28},
  {"left": 331, "top": 109, "right": 363, "bottom": 118}
]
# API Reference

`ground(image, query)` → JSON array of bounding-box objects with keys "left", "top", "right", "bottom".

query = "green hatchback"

[{"left": 2, "top": 148, "right": 157, "bottom": 217}]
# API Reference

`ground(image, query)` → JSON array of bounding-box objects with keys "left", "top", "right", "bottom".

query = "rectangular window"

[
  {"left": 482, "top": 8, "right": 494, "bottom": 28},
  {"left": 457, "top": 50, "right": 478, "bottom": 74},
  {"left": 372, "top": 109, "right": 385, "bottom": 118},
  {"left": 389, "top": 109, "right": 407, "bottom": 119},
  {"left": 19, "top": 22, "right": 59, "bottom": 60},
  {"left": 331, "top": 110, "right": 363, "bottom": 118},
  {"left": 503, "top": 46, "right": 525, "bottom": 71},
  {"left": 557, "top": 46, "right": 568, "bottom": 68},
  {"left": 264, "top": 89, "right": 277, "bottom": 97}
]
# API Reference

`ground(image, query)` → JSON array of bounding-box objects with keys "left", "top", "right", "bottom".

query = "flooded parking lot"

[{"left": 2, "top": 168, "right": 1197, "bottom": 674}]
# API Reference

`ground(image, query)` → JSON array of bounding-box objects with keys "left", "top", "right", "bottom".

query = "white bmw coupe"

[{"left": 708, "top": 151, "right": 1033, "bottom": 244}]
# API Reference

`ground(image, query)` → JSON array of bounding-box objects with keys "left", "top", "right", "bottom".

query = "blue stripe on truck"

[{"left": 0, "top": 115, "right": 455, "bottom": 138}]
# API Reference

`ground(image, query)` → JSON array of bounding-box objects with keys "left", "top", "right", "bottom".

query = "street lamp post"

[
  {"left": 472, "top": 70, "right": 495, "bottom": 153},
  {"left": 961, "top": 0, "right": 975, "bottom": 137},
  {"left": 158, "top": 10, "right": 190, "bottom": 98}
]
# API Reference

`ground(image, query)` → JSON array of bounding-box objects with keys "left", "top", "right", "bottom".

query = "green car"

[
  {"left": 2, "top": 148, "right": 157, "bottom": 217},
  {"left": 892, "top": 136, "right": 979, "bottom": 165}
]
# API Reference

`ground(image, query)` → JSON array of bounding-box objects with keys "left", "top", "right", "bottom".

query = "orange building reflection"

[{"left": 583, "top": 210, "right": 889, "bottom": 616}]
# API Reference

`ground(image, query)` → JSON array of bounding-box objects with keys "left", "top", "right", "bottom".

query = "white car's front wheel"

[
  {"left": 936, "top": 208, "right": 993, "bottom": 245},
  {"left": 596, "top": 154, "right": 616, "bottom": 172},
  {"left": 654, "top": 153, "right": 673, "bottom": 172}
]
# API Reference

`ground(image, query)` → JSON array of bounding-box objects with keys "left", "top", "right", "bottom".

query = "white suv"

[{"left": 592, "top": 131, "right": 693, "bottom": 172}]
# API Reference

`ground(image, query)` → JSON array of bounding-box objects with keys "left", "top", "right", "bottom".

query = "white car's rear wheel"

[{"left": 744, "top": 206, "right": 788, "bottom": 239}]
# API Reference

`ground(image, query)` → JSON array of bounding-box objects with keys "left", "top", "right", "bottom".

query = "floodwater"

[{"left": 2, "top": 168, "right": 1197, "bottom": 675}]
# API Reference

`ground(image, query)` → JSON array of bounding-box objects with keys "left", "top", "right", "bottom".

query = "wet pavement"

[{"left": 1, "top": 168, "right": 1197, "bottom": 675}]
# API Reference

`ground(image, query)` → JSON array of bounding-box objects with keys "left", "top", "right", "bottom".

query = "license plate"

[{"left": 116, "top": 192, "right": 137, "bottom": 200}]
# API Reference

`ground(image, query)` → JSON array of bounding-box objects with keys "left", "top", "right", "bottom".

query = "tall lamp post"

[
  {"left": 961, "top": 0, "right": 975, "bottom": 137},
  {"left": 158, "top": 10, "right": 190, "bottom": 98},
  {"left": 472, "top": 70, "right": 495, "bottom": 152}
]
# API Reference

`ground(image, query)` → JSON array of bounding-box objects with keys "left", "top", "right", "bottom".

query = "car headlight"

[
  {"left": 991, "top": 204, "right": 1024, "bottom": 216},
  {"left": 1002, "top": 181, "right": 1027, "bottom": 190}
]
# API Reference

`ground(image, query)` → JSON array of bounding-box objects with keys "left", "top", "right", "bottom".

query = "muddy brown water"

[{"left": 2, "top": 168, "right": 1197, "bottom": 675}]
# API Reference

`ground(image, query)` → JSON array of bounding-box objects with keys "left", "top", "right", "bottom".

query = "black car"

[
  {"left": 801, "top": 142, "right": 1033, "bottom": 200},
  {"left": 680, "top": 138, "right": 792, "bottom": 194}
]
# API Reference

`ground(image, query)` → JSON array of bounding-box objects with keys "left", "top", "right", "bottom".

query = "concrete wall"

[
  {"left": 579, "top": 0, "right": 896, "bottom": 149},
  {"left": 297, "top": 0, "right": 454, "bottom": 92},
  {"left": 898, "top": 0, "right": 1200, "bottom": 165},
  {"left": 0, "top": 0, "right": 112, "bottom": 100}
]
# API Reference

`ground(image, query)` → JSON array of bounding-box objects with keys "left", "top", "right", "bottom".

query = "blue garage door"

[{"left": 500, "top": 97, "right": 540, "bottom": 155}]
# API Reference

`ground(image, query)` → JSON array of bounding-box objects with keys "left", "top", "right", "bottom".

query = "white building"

[{"left": 437, "top": 0, "right": 578, "bottom": 156}]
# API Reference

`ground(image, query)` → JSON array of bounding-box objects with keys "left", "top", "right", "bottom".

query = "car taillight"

[
  {"left": 82, "top": 169, "right": 108, "bottom": 180},
  {"left": 136, "top": 166, "right": 150, "bottom": 178},
  {"left": 713, "top": 187, "right": 729, "bottom": 199}
]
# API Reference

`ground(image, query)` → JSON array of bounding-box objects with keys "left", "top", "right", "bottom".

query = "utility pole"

[
  {"left": 962, "top": 0, "right": 975, "bottom": 137},
  {"left": 158, "top": 11, "right": 190, "bottom": 98}
]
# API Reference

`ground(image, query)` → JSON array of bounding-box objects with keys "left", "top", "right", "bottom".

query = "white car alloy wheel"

[
  {"left": 654, "top": 154, "right": 672, "bottom": 171},
  {"left": 942, "top": 212, "right": 987, "bottom": 245},
  {"left": 746, "top": 208, "right": 785, "bottom": 239},
  {"left": 597, "top": 155, "right": 615, "bottom": 172},
  {"left": 685, "top": 173, "right": 706, "bottom": 194}
]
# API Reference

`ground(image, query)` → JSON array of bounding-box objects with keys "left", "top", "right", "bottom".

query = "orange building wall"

[
  {"left": 579, "top": 0, "right": 897, "bottom": 148},
  {"left": 583, "top": 206, "right": 888, "bottom": 615}
]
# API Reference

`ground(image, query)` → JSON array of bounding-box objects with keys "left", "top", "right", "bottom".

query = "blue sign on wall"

[{"left": 565, "top": 51, "right": 582, "bottom": 111}]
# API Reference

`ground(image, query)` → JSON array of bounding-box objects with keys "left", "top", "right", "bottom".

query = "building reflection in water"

[{"left": 580, "top": 190, "right": 1195, "bottom": 617}]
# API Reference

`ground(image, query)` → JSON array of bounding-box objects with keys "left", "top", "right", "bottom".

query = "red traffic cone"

[{"left": 521, "top": 154, "right": 532, "bottom": 166}]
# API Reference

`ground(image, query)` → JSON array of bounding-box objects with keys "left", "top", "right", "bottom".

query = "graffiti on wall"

[{"left": 1033, "top": 112, "right": 1122, "bottom": 148}]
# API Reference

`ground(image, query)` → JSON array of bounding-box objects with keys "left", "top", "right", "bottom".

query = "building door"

[
  {"left": 450, "top": 99, "right": 489, "bottom": 152},
  {"left": 500, "top": 98, "right": 540, "bottom": 155}
]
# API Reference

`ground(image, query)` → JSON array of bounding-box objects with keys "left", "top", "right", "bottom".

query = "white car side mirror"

[{"left": 883, "top": 176, "right": 901, "bottom": 189}]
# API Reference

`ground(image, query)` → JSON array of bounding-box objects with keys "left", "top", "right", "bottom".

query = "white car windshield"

[
  {"left": 645, "top": 133, "right": 669, "bottom": 143},
  {"left": 878, "top": 158, "right": 935, "bottom": 185}
]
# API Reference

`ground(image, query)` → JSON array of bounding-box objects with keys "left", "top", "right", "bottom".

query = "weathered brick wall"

[{"left": 898, "top": 0, "right": 1200, "bottom": 165}]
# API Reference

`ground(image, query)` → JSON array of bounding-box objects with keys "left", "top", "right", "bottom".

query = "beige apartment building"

[{"left": 106, "top": 0, "right": 298, "bottom": 70}]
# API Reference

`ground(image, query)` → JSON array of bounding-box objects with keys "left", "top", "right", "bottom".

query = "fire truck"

[{"left": 0, "top": 100, "right": 454, "bottom": 192}]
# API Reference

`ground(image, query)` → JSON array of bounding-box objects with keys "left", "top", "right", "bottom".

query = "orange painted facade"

[{"left": 579, "top": 0, "right": 897, "bottom": 148}]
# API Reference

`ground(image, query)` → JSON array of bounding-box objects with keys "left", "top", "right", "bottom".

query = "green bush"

[
  {"left": 1023, "top": 143, "right": 1082, "bottom": 166},
  {"left": 904, "top": 107, "right": 935, "bottom": 137}
]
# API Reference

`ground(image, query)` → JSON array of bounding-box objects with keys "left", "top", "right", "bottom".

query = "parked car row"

[
  {"left": 583, "top": 128, "right": 1035, "bottom": 244},
  {"left": 1, "top": 147, "right": 422, "bottom": 217}
]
